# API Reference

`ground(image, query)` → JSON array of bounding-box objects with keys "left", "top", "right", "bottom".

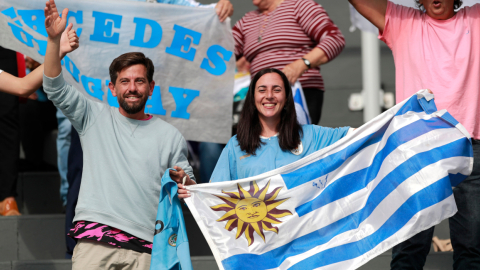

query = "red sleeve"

[
  {"left": 232, "top": 19, "right": 245, "bottom": 60},
  {"left": 16, "top": 52, "right": 25, "bottom": 78},
  {"left": 294, "top": 0, "right": 345, "bottom": 62}
]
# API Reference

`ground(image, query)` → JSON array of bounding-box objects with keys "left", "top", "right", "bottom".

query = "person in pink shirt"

[{"left": 350, "top": 0, "right": 480, "bottom": 269}]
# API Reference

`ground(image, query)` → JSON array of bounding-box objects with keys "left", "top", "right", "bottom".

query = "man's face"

[
  {"left": 108, "top": 64, "right": 154, "bottom": 117},
  {"left": 419, "top": 0, "right": 456, "bottom": 20}
]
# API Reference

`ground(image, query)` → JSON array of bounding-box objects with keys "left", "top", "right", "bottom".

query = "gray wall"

[{"left": 198, "top": 0, "right": 397, "bottom": 128}]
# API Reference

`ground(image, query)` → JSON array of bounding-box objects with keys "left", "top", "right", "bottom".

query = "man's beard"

[{"left": 118, "top": 94, "right": 149, "bottom": 115}]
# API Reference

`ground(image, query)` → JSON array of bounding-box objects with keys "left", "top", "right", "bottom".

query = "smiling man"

[
  {"left": 349, "top": 0, "right": 480, "bottom": 269},
  {"left": 42, "top": 0, "right": 194, "bottom": 268}
]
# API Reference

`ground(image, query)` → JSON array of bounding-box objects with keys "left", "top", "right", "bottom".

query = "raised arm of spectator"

[
  {"left": 43, "top": 0, "right": 103, "bottom": 135},
  {"left": 44, "top": 0, "right": 68, "bottom": 78},
  {"left": 349, "top": 0, "right": 388, "bottom": 32},
  {"left": 0, "top": 25, "right": 78, "bottom": 97},
  {"left": 283, "top": 0, "right": 346, "bottom": 84}
]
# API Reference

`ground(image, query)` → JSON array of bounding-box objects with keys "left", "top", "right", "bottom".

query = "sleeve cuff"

[{"left": 43, "top": 71, "right": 66, "bottom": 92}]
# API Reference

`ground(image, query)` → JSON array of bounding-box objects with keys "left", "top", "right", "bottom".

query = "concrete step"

[
  {"left": 0, "top": 215, "right": 65, "bottom": 262},
  {"left": 0, "top": 252, "right": 455, "bottom": 270}
]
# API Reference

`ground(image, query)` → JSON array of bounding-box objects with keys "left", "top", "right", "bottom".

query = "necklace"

[
  {"left": 257, "top": 0, "right": 283, "bottom": 43},
  {"left": 258, "top": 13, "right": 272, "bottom": 43}
]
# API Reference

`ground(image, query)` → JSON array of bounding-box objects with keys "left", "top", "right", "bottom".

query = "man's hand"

[
  {"left": 44, "top": 0, "right": 68, "bottom": 40},
  {"left": 215, "top": 0, "right": 233, "bottom": 23},
  {"left": 170, "top": 166, "right": 196, "bottom": 199},
  {"left": 59, "top": 23, "right": 79, "bottom": 59},
  {"left": 283, "top": 59, "right": 308, "bottom": 85}
]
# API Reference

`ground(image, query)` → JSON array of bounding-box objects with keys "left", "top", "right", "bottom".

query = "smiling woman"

[{"left": 176, "top": 68, "right": 352, "bottom": 193}]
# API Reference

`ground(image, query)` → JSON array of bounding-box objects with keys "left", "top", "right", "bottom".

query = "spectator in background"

[
  {"left": 233, "top": 0, "right": 345, "bottom": 125},
  {"left": 0, "top": 26, "right": 78, "bottom": 216},
  {"left": 19, "top": 57, "right": 58, "bottom": 172},
  {"left": 349, "top": 0, "right": 480, "bottom": 269}
]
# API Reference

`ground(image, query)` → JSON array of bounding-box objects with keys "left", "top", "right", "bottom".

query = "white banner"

[{"left": 0, "top": 0, "right": 235, "bottom": 143}]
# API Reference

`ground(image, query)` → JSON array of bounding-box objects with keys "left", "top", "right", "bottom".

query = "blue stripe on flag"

[
  {"left": 440, "top": 111, "right": 460, "bottom": 127},
  {"left": 394, "top": 95, "right": 424, "bottom": 116},
  {"left": 289, "top": 176, "right": 453, "bottom": 270},
  {"left": 295, "top": 118, "right": 453, "bottom": 217},
  {"left": 282, "top": 95, "right": 428, "bottom": 190},
  {"left": 283, "top": 117, "right": 452, "bottom": 191},
  {"left": 221, "top": 138, "right": 470, "bottom": 270},
  {"left": 417, "top": 95, "right": 438, "bottom": 114}
]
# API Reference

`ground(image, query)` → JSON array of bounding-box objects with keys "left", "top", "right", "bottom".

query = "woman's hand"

[
  {"left": 216, "top": 0, "right": 233, "bottom": 22},
  {"left": 59, "top": 23, "right": 79, "bottom": 59},
  {"left": 282, "top": 59, "right": 308, "bottom": 85},
  {"left": 170, "top": 166, "right": 196, "bottom": 199}
]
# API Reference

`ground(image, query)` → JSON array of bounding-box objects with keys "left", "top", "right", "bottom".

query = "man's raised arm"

[
  {"left": 44, "top": 0, "right": 68, "bottom": 78},
  {"left": 349, "top": 0, "right": 388, "bottom": 32}
]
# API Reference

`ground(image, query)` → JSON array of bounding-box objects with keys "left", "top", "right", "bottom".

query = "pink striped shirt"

[{"left": 232, "top": 0, "right": 345, "bottom": 90}]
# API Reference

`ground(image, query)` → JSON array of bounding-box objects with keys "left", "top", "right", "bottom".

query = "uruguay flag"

[{"left": 184, "top": 90, "right": 473, "bottom": 270}]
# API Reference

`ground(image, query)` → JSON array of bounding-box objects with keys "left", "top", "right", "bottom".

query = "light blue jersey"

[
  {"left": 150, "top": 169, "right": 193, "bottom": 270},
  {"left": 210, "top": 125, "right": 350, "bottom": 182}
]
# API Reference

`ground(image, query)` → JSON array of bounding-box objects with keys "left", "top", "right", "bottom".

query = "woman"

[
  {"left": 0, "top": 23, "right": 79, "bottom": 216},
  {"left": 174, "top": 68, "right": 351, "bottom": 196},
  {"left": 233, "top": 0, "right": 345, "bottom": 124}
]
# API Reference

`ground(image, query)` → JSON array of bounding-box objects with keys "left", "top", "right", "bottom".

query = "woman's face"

[{"left": 254, "top": 72, "right": 286, "bottom": 122}]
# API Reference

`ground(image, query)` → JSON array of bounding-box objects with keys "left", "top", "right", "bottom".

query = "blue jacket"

[{"left": 150, "top": 169, "right": 193, "bottom": 270}]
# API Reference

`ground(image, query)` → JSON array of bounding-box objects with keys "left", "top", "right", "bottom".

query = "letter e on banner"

[
  {"left": 90, "top": 11, "right": 122, "bottom": 44},
  {"left": 130, "top": 17, "right": 162, "bottom": 48},
  {"left": 165, "top": 25, "right": 201, "bottom": 61},
  {"left": 200, "top": 44, "right": 233, "bottom": 76}
]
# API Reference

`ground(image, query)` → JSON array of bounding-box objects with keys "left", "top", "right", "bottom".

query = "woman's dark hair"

[
  {"left": 237, "top": 68, "right": 302, "bottom": 155},
  {"left": 109, "top": 52, "right": 154, "bottom": 84},
  {"left": 415, "top": 0, "right": 462, "bottom": 10}
]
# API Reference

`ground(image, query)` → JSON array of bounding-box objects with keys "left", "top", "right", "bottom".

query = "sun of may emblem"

[{"left": 210, "top": 180, "right": 292, "bottom": 246}]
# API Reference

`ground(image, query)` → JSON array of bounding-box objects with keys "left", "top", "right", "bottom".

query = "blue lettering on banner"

[
  {"left": 145, "top": 86, "right": 166, "bottom": 115},
  {"left": 165, "top": 24, "right": 201, "bottom": 61},
  {"left": 90, "top": 11, "right": 122, "bottom": 44},
  {"left": 169, "top": 87, "right": 200, "bottom": 119},
  {"left": 106, "top": 80, "right": 120, "bottom": 108},
  {"left": 35, "top": 39, "right": 47, "bottom": 56},
  {"left": 17, "top": 10, "right": 47, "bottom": 37},
  {"left": 130, "top": 17, "right": 162, "bottom": 48},
  {"left": 200, "top": 44, "right": 233, "bottom": 76},
  {"left": 81, "top": 75, "right": 104, "bottom": 101},
  {"left": 67, "top": 10, "right": 83, "bottom": 37},
  {"left": 64, "top": 55, "right": 80, "bottom": 83},
  {"left": 1, "top": 7, "right": 22, "bottom": 26},
  {"left": 7, "top": 22, "right": 47, "bottom": 55}
]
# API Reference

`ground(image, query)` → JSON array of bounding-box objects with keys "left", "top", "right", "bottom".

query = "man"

[
  {"left": 349, "top": 0, "right": 480, "bottom": 269},
  {"left": 62, "top": 0, "right": 233, "bottom": 259},
  {"left": 43, "top": 1, "right": 194, "bottom": 268}
]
